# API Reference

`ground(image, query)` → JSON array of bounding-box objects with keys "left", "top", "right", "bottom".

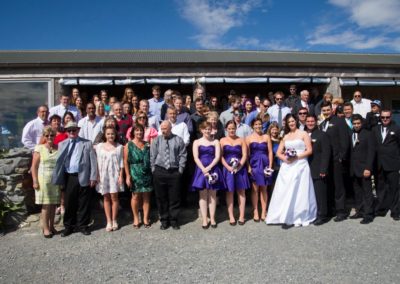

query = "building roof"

[{"left": 0, "top": 50, "right": 399, "bottom": 66}]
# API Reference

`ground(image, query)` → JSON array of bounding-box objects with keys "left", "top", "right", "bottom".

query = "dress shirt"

[
  {"left": 176, "top": 112, "right": 193, "bottom": 134},
  {"left": 148, "top": 98, "right": 164, "bottom": 117},
  {"left": 219, "top": 107, "right": 234, "bottom": 127},
  {"left": 345, "top": 118, "right": 353, "bottom": 129},
  {"left": 21, "top": 117, "right": 46, "bottom": 151},
  {"left": 150, "top": 134, "right": 187, "bottom": 173},
  {"left": 159, "top": 121, "right": 190, "bottom": 146},
  {"left": 148, "top": 114, "right": 161, "bottom": 130},
  {"left": 351, "top": 98, "right": 371, "bottom": 118},
  {"left": 225, "top": 123, "right": 253, "bottom": 138},
  {"left": 267, "top": 105, "right": 291, "bottom": 125},
  {"left": 244, "top": 109, "right": 260, "bottom": 125},
  {"left": 49, "top": 104, "right": 81, "bottom": 122},
  {"left": 78, "top": 116, "right": 103, "bottom": 142},
  {"left": 65, "top": 138, "right": 81, "bottom": 173}
]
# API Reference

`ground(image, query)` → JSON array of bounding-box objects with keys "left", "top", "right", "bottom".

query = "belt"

[
  {"left": 66, "top": 172, "right": 79, "bottom": 176},
  {"left": 155, "top": 165, "right": 179, "bottom": 173}
]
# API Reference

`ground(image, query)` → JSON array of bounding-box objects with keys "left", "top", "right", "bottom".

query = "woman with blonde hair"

[
  {"left": 122, "top": 87, "right": 135, "bottom": 103},
  {"left": 206, "top": 111, "right": 225, "bottom": 140},
  {"left": 31, "top": 126, "right": 60, "bottom": 238}
]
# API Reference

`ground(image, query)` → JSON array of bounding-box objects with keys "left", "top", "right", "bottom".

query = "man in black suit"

[
  {"left": 319, "top": 101, "right": 350, "bottom": 221},
  {"left": 292, "top": 89, "right": 315, "bottom": 116},
  {"left": 365, "top": 100, "right": 382, "bottom": 130},
  {"left": 372, "top": 109, "right": 400, "bottom": 220},
  {"left": 306, "top": 115, "right": 330, "bottom": 225},
  {"left": 342, "top": 102, "right": 355, "bottom": 199},
  {"left": 349, "top": 114, "right": 375, "bottom": 224}
]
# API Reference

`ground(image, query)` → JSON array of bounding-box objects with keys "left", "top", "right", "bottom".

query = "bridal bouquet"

[
  {"left": 207, "top": 172, "right": 218, "bottom": 185},
  {"left": 229, "top": 157, "right": 240, "bottom": 174},
  {"left": 285, "top": 148, "right": 297, "bottom": 158},
  {"left": 263, "top": 167, "right": 274, "bottom": 177}
]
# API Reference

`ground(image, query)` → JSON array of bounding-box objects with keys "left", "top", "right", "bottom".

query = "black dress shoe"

[
  {"left": 202, "top": 223, "right": 210, "bottom": 230},
  {"left": 281, "top": 224, "right": 294, "bottom": 230},
  {"left": 313, "top": 219, "right": 326, "bottom": 226},
  {"left": 375, "top": 211, "right": 387, "bottom": 217},
  {"left": 392, "top": 216, "right": 400, "bottom": 221},
  {"left": 172, "top": 224, "right": 180, "bottom": 230},
  {"left": 334, "top": 215, "right": 347, "bottom": 222},
  {"left": 80, "top": 228, "right": 91, "bottom": 236},
  {"left": 349, "top": 213, "right": 363, "bottom": 219},
  {"left": 61, "top": 228, "right": 73, "bottom": 237},
  {"left": 211, "top": 223, "right": 217, "bottom": 229},
  {"left": 160, "top": 224, "right": 169, "bottom": 230},
  {"left": 360, "top": 218, "right": 373, "bottom": 224}
]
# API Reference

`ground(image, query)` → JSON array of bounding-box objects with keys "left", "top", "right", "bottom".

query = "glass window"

[{"left": 0, "top": 80, "right": 51, "bottom": 150}]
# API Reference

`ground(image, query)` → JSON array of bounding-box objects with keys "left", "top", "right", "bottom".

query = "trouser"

[
  {"left": 153, "top": 166, "right": 182, "bottom": 226},
  {"left": 63, "top": 173, "right": 92, "bottom": 230},
  {"left": 313, "top": 177, "right": 327, "bottom": 219},
  {"left": 333, "top": 160, "right": 347, "bottom": 217},
  {"left": 353, "top": 176, "right": 374, "bottom": 219},
  {"left": 375, "top": 169, "right": 400, "bottom": 217}
]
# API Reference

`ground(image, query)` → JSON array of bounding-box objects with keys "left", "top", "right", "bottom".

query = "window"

[{"left": 0, "top": 80, "right": 53, "bottom": 150}]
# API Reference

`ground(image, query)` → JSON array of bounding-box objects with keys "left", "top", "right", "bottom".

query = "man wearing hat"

[
  {"left": 365, "top": 100, "right": 382, "bottom": 130},
  {"left": 52, "top": 121, "right": 97, "bottom": 237}
]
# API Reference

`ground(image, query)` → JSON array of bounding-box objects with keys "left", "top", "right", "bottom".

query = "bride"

[{"left": 266, "top": 114, "right": 317, "bottom": 228}]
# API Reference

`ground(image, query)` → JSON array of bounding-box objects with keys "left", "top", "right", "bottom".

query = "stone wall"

[{"left": 0, "top": 148, "right": 36, "bottom": 227}]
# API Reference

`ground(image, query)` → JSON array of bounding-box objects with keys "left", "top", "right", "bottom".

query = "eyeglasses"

[
  {"left": 354, "top": 95, "right": 361, "bottom": 98},
  {"left": 67, "top": 129, "right": 78, "bottom": 133},
  {"left": 275, "top": 98, "right": 283, "bottom": 101},
  {"left": 298, "top": 112, "right": 308, "bottom": 115},
  {"left": 137, "top": 116, "right": 146, "bottom": 120},
  {"left": 381, "top": 116, "right": 391, "bottom": 119}
]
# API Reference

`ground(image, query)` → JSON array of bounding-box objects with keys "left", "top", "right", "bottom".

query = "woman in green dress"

[
  {"left": 31, "top": 126, "right": 60, "bottom": 238},
  {"left": 124, "top": 124, "right": 153, "bottom": 228}
]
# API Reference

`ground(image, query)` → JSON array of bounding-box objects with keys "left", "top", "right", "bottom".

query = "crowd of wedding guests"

[{"left": 21, "top": 84, "right": 400, "bottom": 237}]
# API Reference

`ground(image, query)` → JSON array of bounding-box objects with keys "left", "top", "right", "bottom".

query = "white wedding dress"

[{"left": 266, "top": 139, "right": 317, "bottom": 226}]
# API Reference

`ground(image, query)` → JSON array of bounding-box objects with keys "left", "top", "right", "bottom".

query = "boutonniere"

[
  {"left": 328, "top": 123, "right": 334, "bottom": 128},
  {"left": 390, "top": 131, "right": 395, "bottom": 135},
  {"left": 312, "top": 139, "right": 317, "bottom": 143}
]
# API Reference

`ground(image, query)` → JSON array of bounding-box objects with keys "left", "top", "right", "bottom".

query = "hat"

[
  {"left": 371, "top": 100, "right": 382, "bottom": 108},
  {"left": 64, "top": 121, "right": 80, "bottom": 130}
]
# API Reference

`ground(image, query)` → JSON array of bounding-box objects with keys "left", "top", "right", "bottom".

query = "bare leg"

[
  {"left": 237, "top": 190, "right": 246, "bottom": 222},
  {"left": 142, "top": 192, "right": 151, "bottom": 225},
  {"left": 103, "top": 194, "right": 112, "bottom": 225},
  {"left": 131, "top": 193, "right": 140, "bottom": 226},
  {"left": 110, "top": 193, "right": 119, "bottom": 222},
  {"left": 49, "top": 205, "right": 56, "bottom": 232},
  {"left": 208, "top": 190, "right": 217, "bottom": 225},
  {"left": 199, "top": 190, "right": 209, "bottom": 226},
  {"left": 260, "top": 186, "right": 268, "bottom": 220},
  {"left": 251, "top": 183, "right": 260, "bottom": 220},
  {"left": 226, "top": 191, "right": 235, "bottom": 223},
  {"left": 41, "top": 205, "right": 50, "bottom": 235}
]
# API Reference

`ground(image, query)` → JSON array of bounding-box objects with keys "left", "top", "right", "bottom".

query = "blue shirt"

[
  {"left": 65, "top": 138, "right": 81, "bottom": 174},
  {"left": 244, "top": 109, "right": 260, "bottom": 125},
  {"left": 148, "top": 98, "right": 164, "bottom": 117}
]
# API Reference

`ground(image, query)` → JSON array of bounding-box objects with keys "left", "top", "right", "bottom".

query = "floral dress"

[
  {"left": 96, "top": 143, "right": 124, "bottom": 195},
  {"left": 127, "top": 141, "right": 153, "bottom": 193}
]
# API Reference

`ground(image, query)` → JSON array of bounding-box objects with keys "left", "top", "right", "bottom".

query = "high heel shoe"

[
  {"left": 238, "top": 220, "right": 245, "bottom": 226},
  {"left": 42, "top": 229, "right": 53, "bottom": 238},
  {"left": 202, "top": 222, "right": 210, "bottom": 230}
]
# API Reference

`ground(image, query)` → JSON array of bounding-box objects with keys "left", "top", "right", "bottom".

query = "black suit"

[
  {"left": 320, "top": 116, "right": 350, "bottom": 217},
  {"left": 365, "top": 112, "right": 381, "bottom": 130},
  {"left": 349, "top": 128, "right": 375, "bottom": 220},
  {"left": 372, "top": 123, "right": 400, "bottom": 217},
  {"left": 292, "top": 100, "right": 315, "bottom": 116},
  {"left": 308, "top": 128, "right": 330, "bottom": 219}
]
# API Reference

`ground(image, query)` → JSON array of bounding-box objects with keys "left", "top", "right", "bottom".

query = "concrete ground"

[{"left": 0, "top": 205, "right": 399, "bottom": 284}]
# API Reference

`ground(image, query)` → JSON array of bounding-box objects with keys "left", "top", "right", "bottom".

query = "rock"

[
  {"left": 15, "top": 167, "right": 30, "bottom": 174},
  {"left": 2, "top": 148, "right": 32, "bottom": 158},
  {"left": 25, "top": 214, "right": 40, "bottom": 223},
  {"left": 13, "top": 157, "right": 31, "bottom": 168},
  {"left": 0, "top": 164, "right": 14, "bottom": 175},
  {"left": 9, "top": 174, "right": 24, "bottom": 182},
  {"left": 0, "top": 178, "right": 5, "bottom": 189},
  {"left": 14, "top": 183, "right": 23, "bottom": 189}
]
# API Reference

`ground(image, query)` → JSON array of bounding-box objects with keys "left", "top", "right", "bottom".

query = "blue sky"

[{"left": 1, "top": 0, "right": 399, "bottom": 53}]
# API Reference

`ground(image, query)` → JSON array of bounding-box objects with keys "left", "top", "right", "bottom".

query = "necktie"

[
  {"left": 346, "top": 118, "right": 353, "bottom": 129},
  {"left": 64, "top": 139, "right": 76, "bottom": 170},
  {"left": 381, "top": 127, "right": 387, "bottom": 142},
  {"left": 164, "top": 139, "right": 170, "bottom": 169},
  {"left": 352, "top": 132, "right": 358, "bottom": 147},
  {"left": 322, "top": 119, "right": 329, "bottom": 132},
  {"left": 278, "top": 106, "right": 282, "bottom": 128}
]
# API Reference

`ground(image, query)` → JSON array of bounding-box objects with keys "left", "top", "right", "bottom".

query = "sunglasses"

[
  {"left": 354, "top": 95, "right": 361, "bottom": 98},
  {"left": 263, "top": 104, "right": 270, "bottom": 108},
  {"left": 381, "top": 116, "right": 391, "bottom": 119},
  {"left": 67, "top": 129, "right": 78, "bottom": 133},
  {"left": 298, "top": 112, "right": 308, "bottom": 115},
  {"left": 276, "top": 98, "right": 283, "bottom": 101},
  {"left": 137, "top": 116, "right": 146, "bottom": 120}
]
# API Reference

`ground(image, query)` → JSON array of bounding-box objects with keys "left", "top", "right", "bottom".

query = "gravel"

[{"left": 1, "top": 206, "right": 399, "bottom": 284}]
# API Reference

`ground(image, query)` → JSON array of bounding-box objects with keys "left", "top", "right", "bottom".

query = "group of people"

[{"left": 22, "top": 84, "right": 400, "bottom": 238}]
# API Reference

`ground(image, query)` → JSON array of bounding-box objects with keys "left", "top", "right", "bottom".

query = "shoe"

[
  {"left": 375, "top": 211, "right": 387, "bottom": 217},
  {"left": 133, "top": 223, "right": 141, "bottom": 229},
  {"left": 61, "top": 228, "right": 73, "bottom": 237},
  {"left": 202, "top": 223, "right": 210, "bottom": 230},
  {"left": 80, "top": 227, "right": 91, "bottom": 236},
  {"left": 281, "top": 224, "right": 293, "bottom": 230},
  {"left": 42, "top": 229, "right": 53, "bottom": 238},
  {"left": 143, "top": 223, "right": 152, "bottom": 229},
  {"left": 106, "top": 223, "right": 113, "bottom": 232},
  {"left": 334, "top": 215, "right": 347, "bottom": 222},
  {"left": 112, "top": 221, "right": 119, "bottom": 231},
  {"left": 50, "top": 228, "right": 59, "bottom": 235},
  {"left": 253, "top": 218, "right": 260, "bottom": 223},
  {"left": 360, "top": 218, "right": 373, "bottom": 224},
  {"left": 160, "top": 224, "right": 169, "bottom": 230},
  {"left": 350, "top": 213, "right": 363, "bottom": 219},
  {"left": 238, "top": 220, "right": 245, "bottom": 226},
  {"left": 172, "top": 224, "right": 180, "bottom": 230},
  {"left": 313, "top": 219, "right": 326, "bottom": 226},
  {"left": 229, "top": 221, "right": 237, "bottom": 226},
  {"left": 211, "top": 223, "right": 217, "bottom": 229},
  {"left": 392, "top": 216, "right": 400, "bottom": 221}
]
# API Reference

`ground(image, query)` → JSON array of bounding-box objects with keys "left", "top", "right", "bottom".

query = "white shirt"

[
  {"left": 224, "top": 123, "right": 253, "bottom": 138},
  {"left": 49, "top": 104, "right": 81, "bottom": 122},
  {"left": 148, "top": 114, "right": 160, "bottom": 130},
  {"left": 158, "top": 121, "right": 190, "bottom": 146},
  {"left": 351, "top": 98, "right": 371, "bottom": 118},
  {"left": 21, "top": 117, "right": 46, "bottom": 151},
  {"left": 78, "top": 116, "right": 102, "bottom": 142},
  {"left": 267, "top": 104, "right": 291, "bottom": 125}
]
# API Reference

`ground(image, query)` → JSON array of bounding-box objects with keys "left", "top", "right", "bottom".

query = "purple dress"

[
  {"left": 222, "top": 145, "right": 250, "bottom": 191},
  {"left": 191, "top": 145, "right": 225, "bottom": 191},
  {"left": 249, "top": 142, "right": 272, "bottom": 186}
]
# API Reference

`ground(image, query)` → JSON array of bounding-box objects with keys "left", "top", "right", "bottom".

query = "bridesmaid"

[
  {"left": 246, "top": 118, "right": 273, "bottom": 222},
  {"left": 220, "top": 120, "right": 250, "bottom": 225},
  {"left": 191, "top": 121, "right": 225, "bottom": 229}
]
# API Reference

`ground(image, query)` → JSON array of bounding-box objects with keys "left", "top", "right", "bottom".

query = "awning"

[
  {"left": 79, "top": 79, "right": 113, "bottom": 85},
  {"left": 114, "top": 79, "right": 145, "bottom": 85},
  {"left": 269, "top": 77, "right": 311, "bottom": 83},
  {"left": 146, "top": 78, "right": 179, "bottom": 84},
  {"left": 357, "top": 79, "right": 395, "bottom": 86},
  {"left": 224, "top": 77, "right": 267, "bottom": 83},
  {"left": 339, "top": 78, "right": 358, "bottom": 86}
]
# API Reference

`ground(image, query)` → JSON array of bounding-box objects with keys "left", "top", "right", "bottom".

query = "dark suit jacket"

[
  {"left": 372, "top": 122, "right": 400, "bottom": 171},
  {"left": 308, "top": 129, "right": 330, "bottom": 179},
  {"left": 350, "top": 129, "right": 375, "bottom": 177},
  {"left": 319, "top": 116, "right": 350, "bottom": 162},
  {"left": 292, "top": 100, "right": 315, "bottom": 116},
  {"left": 365, "top": 112, "right": 381, "bottom": 130}
]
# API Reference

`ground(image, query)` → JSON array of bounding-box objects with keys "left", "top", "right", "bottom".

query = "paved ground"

[{"left": 1, "top": 206, "right": 400, "bottom": 284}]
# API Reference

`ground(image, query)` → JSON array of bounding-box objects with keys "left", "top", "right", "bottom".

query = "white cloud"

[
  {"left": 179, "top": 0, "right": 262, "bottom": 49},
  {"left": 308, "top": 0, "right": 400, "bottom": 52}
]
